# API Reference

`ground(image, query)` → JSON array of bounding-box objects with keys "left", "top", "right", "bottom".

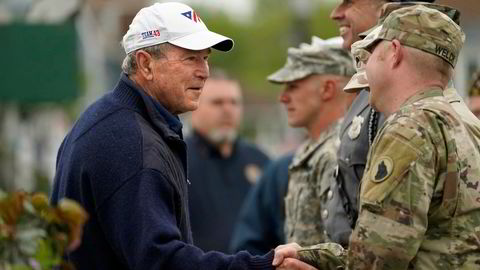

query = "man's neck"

[
  {"left": 195, "top": 130, "right": 235, "bottom": 158},
  {"left": 307, "top": 111, "right": 342, "bottom": 139},
  {"left": 218, "top": 143, "right": 234, "bottom": 158}
]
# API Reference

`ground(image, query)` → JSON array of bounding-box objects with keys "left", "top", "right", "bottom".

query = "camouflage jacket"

[
  {"left": 285, "top": 119, "right": 341, "bottom": 246},
  {"left": 298, "top": 88, "right": 480, "bottom": 269},
  {"left": 324, "top": 87, "right": 472, "bottom": 247}
]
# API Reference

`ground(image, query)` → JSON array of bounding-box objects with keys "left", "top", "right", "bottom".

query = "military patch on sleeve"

[{"left": 371, "top": 157, "right": 394, "bottom": 183}]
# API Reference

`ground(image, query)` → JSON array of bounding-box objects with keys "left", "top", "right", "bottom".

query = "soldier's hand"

[
  {"left": 276, "top": 258, "right": 318, "bottom": 270},
  {"left": 272, "top": 243, "right": 302, "bottom": 266}
]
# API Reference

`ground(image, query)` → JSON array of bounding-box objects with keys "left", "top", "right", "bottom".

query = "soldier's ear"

[
  {"left": 321, "top": 79, "right": 336, "bottom": 101},
  {"left": 391, "top": 39, "right": 403, "bottom": 69}
]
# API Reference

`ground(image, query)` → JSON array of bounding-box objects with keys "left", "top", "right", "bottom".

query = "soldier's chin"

[
  {"left": 342, "top": 34, "right": 354, "bottom": 50},
  {"left": 287, "top": 118, "right": 304, "bottom": 128}
]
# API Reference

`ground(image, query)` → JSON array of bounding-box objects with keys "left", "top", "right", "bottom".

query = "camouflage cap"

[
  {"left": 343, "top": 48, "right": 370, "bottom": 93},
  {"left": 469, "top": 72, "right": 480, "bottom": 97},
  {"left": 352, "top": 5, "right": 465, "bottom": 68},
  {"left": 359, "top": 2, "right": 460, "bottom": 38},
  {"left": 267, "top": 36, "right": 355, "bottom": 84}
]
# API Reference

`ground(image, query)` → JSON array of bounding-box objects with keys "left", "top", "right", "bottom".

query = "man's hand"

[
  {"left": 272, "top": 243, "right": 302, "bottom": 266},
  {"left": 276, "top": 258, "right": 318, "bottom": 270}
]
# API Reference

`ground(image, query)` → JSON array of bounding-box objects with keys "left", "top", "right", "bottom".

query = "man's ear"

[
  {"left": 391, "top": 39, "right": 403, "bottom": 69},
  {"left": 321, "top": 79, "right": 336, "bottom": 101},
  {"left": 135, "top": 50, "right": 154, "bottom": 80}
]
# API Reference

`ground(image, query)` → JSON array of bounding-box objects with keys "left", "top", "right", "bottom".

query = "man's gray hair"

[{"left": 121, "top": 43, "right": 172, "bottom": 75}]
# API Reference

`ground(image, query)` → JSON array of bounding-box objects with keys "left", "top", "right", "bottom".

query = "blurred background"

[{"left": 0, "top": 0, "right": 478, "bottom": 193}]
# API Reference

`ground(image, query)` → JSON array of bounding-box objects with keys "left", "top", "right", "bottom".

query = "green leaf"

[{"left": 34, "top": 239, "right": 62, "bottom": 269}]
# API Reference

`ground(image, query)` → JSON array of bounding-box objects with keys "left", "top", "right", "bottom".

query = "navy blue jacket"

[
  {"left": 51, "top": 73, "right": 274, "bottom": 270},
  {"left": 186, "top": 131, "right": 270, "bottom": 252},
  {"left": 229, "top": 154, "right": 293, "bottom": 255}
]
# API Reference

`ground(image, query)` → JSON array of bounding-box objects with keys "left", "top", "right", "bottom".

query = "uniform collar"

[
  {"left": 403, "top": 87, "right": 444, "bottom": 107},
  {"left": 291, "top": 119, "right": 341, "bottom": 168}
]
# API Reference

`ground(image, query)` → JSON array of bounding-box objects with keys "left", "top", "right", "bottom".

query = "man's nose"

[
  {"left": 330, "top": 5, "right": 344, "bottom": 21},
  {"left": 196, "top": 59, "right": 209, "bottom": 80},
  {"left": 279, "top": 91, "right": 289, "bottom": 103}
]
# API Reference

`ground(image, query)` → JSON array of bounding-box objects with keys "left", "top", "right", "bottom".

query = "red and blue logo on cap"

[
  {"left": 181, "top": 10, "right": 202, "bottom": 23},
  {"left": 141, "top": 29, "right": 161, "bottom": 39}
]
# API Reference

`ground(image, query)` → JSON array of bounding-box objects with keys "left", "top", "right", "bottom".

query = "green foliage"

[
  {"left": 0, "top": 190, "right": 88, "bottom": 270},
  {"left": 34, "top": 238, "right": 63, "bottom": 269},
  {"left": 197, "top": 3, "right": 339, "bottom": 100}
]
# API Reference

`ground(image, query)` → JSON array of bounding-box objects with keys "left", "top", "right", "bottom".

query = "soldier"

[
  {"left": 273, "top": 5, "right": 480, "bottom": 270},
  {"left": 267, "top": 37, "right": 355, "bottom": 246},
  {"left": 323, "top": 0, "right": 466, "bottom": 248},
  {"left": 324, "top": 0, "right": 423, "bottom": 247}
]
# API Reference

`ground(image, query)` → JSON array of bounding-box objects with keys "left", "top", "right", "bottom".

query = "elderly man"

[
  {"left": 268, "top": 37, "right": 355, "bottom": 246},
  {"left": 273, "top": 5, "right": 480, "bottom": 270},
  {"left": 187, "top": 72, "right": 269, "bottom": 252},
  {"left": 51, "top": 2, "right": 276, "bottom": 270}
]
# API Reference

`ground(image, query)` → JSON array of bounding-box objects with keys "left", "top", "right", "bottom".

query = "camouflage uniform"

[
  {"left": 298, "top": 5, "right": 480, "bottom": 269},
  {"left": 268, "top": 37, "right": 355, "bottom": 246},
  {"left": 285, "top": 120, "right": 341, "bottom": 245},
  {"left": 299, "top": 89, "right": 480, "bottom": 269},
  {"left": 348, "top": 88, "right": 480, "bottom": 269}
]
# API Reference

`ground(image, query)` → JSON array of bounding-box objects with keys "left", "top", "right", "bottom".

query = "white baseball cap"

[{"left": 122, "top": 2, "right": 234, "bottom": 54}]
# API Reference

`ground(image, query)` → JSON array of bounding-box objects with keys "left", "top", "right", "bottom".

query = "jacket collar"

[
  {"left": 402, "top": 87, "right": 443, "bottom": 107},
  {"left": 113, "top": 73, "right": 183, "bottom": 140},
  {"left": 290, "top": 119, "right": 341, "bottom": 169}
]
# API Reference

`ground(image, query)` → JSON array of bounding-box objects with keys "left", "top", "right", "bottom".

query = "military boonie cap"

[
  {"left": 359, "top": 2, "right": 460, "bottom": 39},
  {"left": 343, "top": 48, "right": 370, "bottom": 93},
  {"left": 353, "top": 5, "right": 465, "bottom": 68},
  {"left": 267, "top": 36, "right": 355, "bottom": 84},
  {"left": 469, "top": 72, "right": 480, "bottom": 97}
]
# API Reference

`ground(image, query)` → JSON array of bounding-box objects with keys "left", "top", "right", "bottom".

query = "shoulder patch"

[{"left": 371, "top": 157, "right": 394, "bottom": 183}]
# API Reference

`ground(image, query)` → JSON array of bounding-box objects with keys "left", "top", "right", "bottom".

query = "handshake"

[{"left": 272, "top": 242, "right": 346, "bottom": 270}]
